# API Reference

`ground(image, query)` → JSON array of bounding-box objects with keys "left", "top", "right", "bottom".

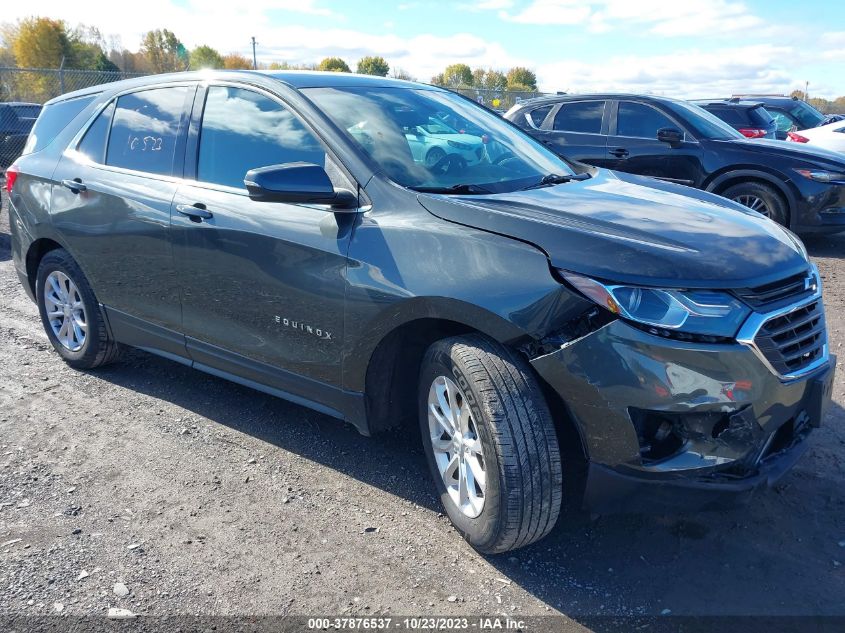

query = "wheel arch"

[
  {"left": 352, "top": 298, "right": 530, "bottom": 435},
  {"left": 704, "top": 167, "right": 798, "bottom": 222},
  {"left": 25, "top": 237, "right": 66, "bottom": 297}
]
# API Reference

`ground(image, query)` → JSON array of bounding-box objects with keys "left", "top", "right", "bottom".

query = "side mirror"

[
  {"left": 657, "top": 127, "right": 684, "bottom": 147},
  {"left": 244, "top": 162, "right": 357, "bottom": 209}
]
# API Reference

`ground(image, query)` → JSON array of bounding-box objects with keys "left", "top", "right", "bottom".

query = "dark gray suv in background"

[{"left": 5, "top": 71, "right": 836, "bottom": 553}]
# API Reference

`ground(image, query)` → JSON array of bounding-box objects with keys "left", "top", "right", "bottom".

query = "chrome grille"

[{"left": 753, "top": 300, "right": 826, "bottom": 376}]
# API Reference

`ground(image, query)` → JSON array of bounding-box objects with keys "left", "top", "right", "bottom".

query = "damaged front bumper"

[{"left": 530, "top": 319, "right": 836, "bottom": 514}]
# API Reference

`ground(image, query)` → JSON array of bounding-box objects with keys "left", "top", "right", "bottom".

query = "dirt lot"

[{"left": 1, "top": 194, "right": 844, "bottom": 630}]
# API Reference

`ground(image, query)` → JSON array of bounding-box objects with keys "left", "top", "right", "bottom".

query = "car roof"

[
  {"left": 692, "top": 99, "right": 765, "bottom": 109},
  {"left": 1, "top": 102, "right": 42, "bottom": 107},
  {"left": 43, "top": 70, "right": 438, "bottom": 106},
  {"left": 511, "top": 93, "right": 694, "bottom": 110}
]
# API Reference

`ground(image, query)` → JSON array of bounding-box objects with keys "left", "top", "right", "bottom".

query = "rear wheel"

[
  {"left": 723, "top": 181, "right": 788, "bottom": 226},
  {"left": 419, "top": 334, "right": 562, "bottom": 554},
  {"left": 36, "top": 249, "right": 119, "bottom": 369}
]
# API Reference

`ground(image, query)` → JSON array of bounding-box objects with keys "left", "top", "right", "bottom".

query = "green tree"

[
  {"left": 140, "top": 29, "right": 185, "bottom": 73},
  {"left": 318, "top": 57, "right": 350, "bottom": 72},
  {"left": 190, "top": 45, "right": 224, "bottom": 69},
  {"left": 222, "top": 53, "right": 252, "bottom": 69},
  {"left": 506, "top": 66, "right": 537, "bottom": 91},
  {"left": 442, "top": 63, "right": 473, "bottom": 87},
  {"left": 356, "top": 55, "right": 389, "bottom": 76}
]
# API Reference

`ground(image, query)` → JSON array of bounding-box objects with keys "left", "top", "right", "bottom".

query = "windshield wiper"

[
  {"left": 411, "top": 183, "right": 494, "bottom": 195},
  {"left": 519, "top": 172, "right": 590, "bottom": 191}
]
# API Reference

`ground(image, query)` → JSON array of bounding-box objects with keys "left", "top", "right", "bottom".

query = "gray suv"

[{"left": 6, "top": 71, "right": 836, "bottom": 553}]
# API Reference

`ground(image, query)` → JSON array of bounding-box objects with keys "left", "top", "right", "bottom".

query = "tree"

[
  {"left": 356, "top": 55, "right": 389, "bottom": 76},
  {"left": 472, "top": 68, "right": 507, "bottom": 91},
  {"left": 442, "top": 63, "right": 473, "bottom": 87},
  {"left": 391, "top": 67, "right": 415, "bottom": 81},
  {"left": 11, "top": 17, "right": 69, "bottom": 68},
  {"left": 191, "top": 45, "right": 224, "bottom": 69},
  {"left": 790, "top": 89, "right": 806, "bottom": 101},
  {"left": 506, "top": 66, "right": 537, "bottom": 91},
  {"left": 222, "top": 53, "right": 252, "bottom": 69},
  {"left": 318, "top": 57, "right": 350, "bottom": 72},
  {"left": 140, "top": 29, "right": 186, "bottom": 73}
]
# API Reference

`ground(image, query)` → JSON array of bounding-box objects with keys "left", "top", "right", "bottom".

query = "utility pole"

[
  {"left": 251, "top": 37, "right": 257, "bottom": 70},
  {"left": 805, "top": 80, "right": 809, "bottom": 102}
]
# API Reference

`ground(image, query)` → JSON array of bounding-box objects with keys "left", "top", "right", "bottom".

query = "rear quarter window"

[{"left": 22, "top": 95, "right": 97, "bottom": 155}]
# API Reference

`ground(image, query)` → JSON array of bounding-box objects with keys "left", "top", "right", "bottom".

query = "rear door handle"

[
  {"left": 61, "top": 178, "right": 86, "bottom": 193},
  {"left": 609, "top": 148, "right": 629, "bottom": 159},
  {"left": 176, "top": 203, "right": 213, "bottom": 221}
]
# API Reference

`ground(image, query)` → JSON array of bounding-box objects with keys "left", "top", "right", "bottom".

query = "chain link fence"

[
  {"left": 451, "top": 87, "right": 551, "bottom": 112},
  {"left": 1, "top": 66, "right": 147, "bottom": 167}
]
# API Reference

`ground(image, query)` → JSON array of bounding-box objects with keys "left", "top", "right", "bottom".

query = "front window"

[
  {"left": 787, "top": 101, "right": 825, "bottom": 129},
  {"left": 616, "top": 102, "right": 674, "bottom": 138},
  {"left": 303, "top": 86, "right": 573, "bottom": 193}
]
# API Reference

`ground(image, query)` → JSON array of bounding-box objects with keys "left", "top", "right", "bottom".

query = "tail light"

[
  {"left": 4, "top": 163, "right": 19, "bottom": 194},
  {"left": 787, "top": 131, "right": 810, "bottom": 143},
  {"left": 738, "top": 128, "right": 767, "bottom": 138}
]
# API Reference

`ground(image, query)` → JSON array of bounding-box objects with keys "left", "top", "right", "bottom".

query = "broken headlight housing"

[{"left": 560, "top": 271, "right": 750, "bottom": 338}]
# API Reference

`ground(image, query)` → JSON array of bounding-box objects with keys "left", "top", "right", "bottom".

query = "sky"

[{"left": 9, "top": 0, "right": 845, "bottom": 98}]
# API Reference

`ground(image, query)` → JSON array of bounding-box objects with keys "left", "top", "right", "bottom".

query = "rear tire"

[
  {"left": 36, "top": 249, "right": 119, "bottom": 369},
  {"left": 419, "top": 334, "right": 562, "bottom": 554},
  {"left": 723, "top": 181, "right": 788, "bottom": 226}
]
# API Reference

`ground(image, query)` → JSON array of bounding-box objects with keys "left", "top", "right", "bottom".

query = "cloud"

[
  {"left": 499, "top": 0, "right": 764, "bottom": 36},
  {"left": 535, "top": 44, "right": 801, "bottom": 97}
]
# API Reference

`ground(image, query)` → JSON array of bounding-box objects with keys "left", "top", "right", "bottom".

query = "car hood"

[
  {"left": 417, "top": 169, "right": 809, "bottom": 288},
  {"left": 716, "top": 137, "right": 845, "bottom": 166}
]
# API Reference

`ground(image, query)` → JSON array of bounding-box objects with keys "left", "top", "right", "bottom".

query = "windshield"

[
  {"left": 670, "top": 101, "right": 744, "bottom": 140},
  {"left": 788, "top": 101, "right": 825, "bottom": 129},
  {"left": 303, "top": 86, "right": 573, "bottom": 193}
]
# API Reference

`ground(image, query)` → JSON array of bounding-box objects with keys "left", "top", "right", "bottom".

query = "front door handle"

[
  {"left": 61, "top": 178, "right": 87, "bottom": 193},
  {"left": 176, "top": 203, "right": 213, "bottom": 221},
  {"left": 609, "top": 148, "right": 629, "bottom": 159}
]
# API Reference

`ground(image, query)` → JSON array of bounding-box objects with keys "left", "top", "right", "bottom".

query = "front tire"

[
  {"left": 723, "top": 181, "right": 788, "bottom": 226},
  {"left": 36, "top": 249, "right": 119, "bottom": 369},
  {"left": 419, "top": 334, "right": 562, "bottom": 554}
]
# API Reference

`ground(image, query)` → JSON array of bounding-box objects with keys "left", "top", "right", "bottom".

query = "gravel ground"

[{"left": 1, "top": 193, "right": 844, "bottom": 629}]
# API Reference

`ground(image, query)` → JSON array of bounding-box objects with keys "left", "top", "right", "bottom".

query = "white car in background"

[
  {"left": 405, "top": 117, "right": 486, "bottom": 167},
  {"left": 791, "top": 119, "right": 845, "bottom": 153}
]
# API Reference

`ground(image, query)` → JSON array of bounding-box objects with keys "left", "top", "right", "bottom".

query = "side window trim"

[
  {"left": 186, "top": 81, "right": 357, "bottom": 196},
  {"left": 610, "top": 100, "right": 694, "bottom": 141}
]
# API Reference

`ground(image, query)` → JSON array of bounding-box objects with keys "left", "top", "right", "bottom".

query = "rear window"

[
  {"left": 748, "top": 106, "right": 774, "bottom": 127},
  {"left": 22, "top": 95, "right": 97, "bottom": 155},
  {"left": 528, "top": 105, "right": 552, "bottom": 128},
  {"left": 707, "top": 107, "right": 745, "bottom": 125},
  {"left": 12, "top": 105, "right": 42, "bottom": 119},
  {"left": 553, "top": 101, "right": 605, "bottom": 133},
  {"left": 105, "top": 87, "right": 189, "bottom": 176}
]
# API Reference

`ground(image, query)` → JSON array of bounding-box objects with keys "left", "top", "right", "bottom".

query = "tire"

[
  {"left": 424, "top": 147, "right": 447, "bottom": 168},
  {"left": 418, "top": 334, "right": 563, "bottom": 554},
  {"left": 722, "top": 181, "right": 788, "bottom": 226},
  {"left": 35, "top": 248, "right": 119, "bottom": 369}
]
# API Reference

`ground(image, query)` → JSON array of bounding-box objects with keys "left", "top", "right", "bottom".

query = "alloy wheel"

[
  {"left": 734, "top": 194, "right": 771, "bottom": 218},
  {"left": 44, "top": 271, "right": 87, "bottom": 352},
  {"left": 427, "top": 375, "right": 486, "bottom": 518}
]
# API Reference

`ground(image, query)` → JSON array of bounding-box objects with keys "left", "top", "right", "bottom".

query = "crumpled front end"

[{"left": 530, "top": 309, "right": 836, "bottom": 513}]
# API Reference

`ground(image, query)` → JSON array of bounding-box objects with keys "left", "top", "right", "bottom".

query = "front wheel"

[
  {"left": 723, "top": 181, "right": 788, "bottom": 226},
  {"left": 419, "top": 335, "right": 563, "bottom": 554}
]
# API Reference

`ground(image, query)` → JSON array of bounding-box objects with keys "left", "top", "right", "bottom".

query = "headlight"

[
  {"left": 561, "top": 271, "right": 750, "bottom": 338},
  {"left": 793, "top": 168, "right": 845, "bottom": 184},
  {"left": 447, "top": 140, "right": 472, "bottom": 150}
]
